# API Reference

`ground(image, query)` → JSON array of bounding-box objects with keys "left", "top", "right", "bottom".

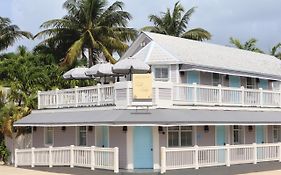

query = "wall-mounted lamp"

[
  {"left": 248, "top": 126, "right": 253, "bottom": 132},
  {"left": 123, "top": 126, "right": 127, "bottom": 132},
  {"left": 88, "top": 126, "right": 93, "bottom": 132},
  {"left": 204, "top": 125, "right": 209, "bottom": 133},
  {"left": 158, "top": 126, "right": 165, "bottom": 135},
  {"left": 33, "top": 126, "right": 37, "bottom": 132},
  {"left": 61, "top": 126, "right": 66, "bottom": 131}
]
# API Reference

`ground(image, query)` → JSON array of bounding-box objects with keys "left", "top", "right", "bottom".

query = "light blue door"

[
  {"left": 259, "top": 79, "right": 268, "bottom": 90},
  {"left": 256, "top": 126, "right": 265, "bottom": 159},
  {"left": 96, "top": 126, "right": 109, "bottom": 147},
  {"left": 187, "top": 71, "right": 199, "bottom": 101},
  {"left": 229, "top": 76, "right": 241, "bottom": 88},
  {"left": 229, "top": 76, "right": 241, "bottom": 103},
  {"left": 216, "top": 126, "right": 225, "bottom": 163},
  {"left": 187, "top": 71, "right": 200, "bottom": 84},
  {"left": 133, "top": 126, "right": 153, "bottom": 169},
  {"left": 256, "top": 126, "right": 264, "bottom": 144}
]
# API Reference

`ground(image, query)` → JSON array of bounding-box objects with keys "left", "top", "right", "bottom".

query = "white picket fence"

[
  {"left": 173, "top": 83, "right": 281, "bottom": 107},
  {"left": 15, "top": 145, "right": 119, "bottom": 173},
  {"left": 160, "top": 142, "right": 281, "bottom": 173}
]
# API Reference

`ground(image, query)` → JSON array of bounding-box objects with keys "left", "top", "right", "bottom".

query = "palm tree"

[
  {"left": 270, "top": 43, "right": 281, "bottom": 59},
  {"left": 142, "top": 1, "right": 211, "bottom": 41},
  {"left": 35, "top": 0, "right": 137, "bottom": 67},
  {"left": 0, "top": 17, "right": 33, "bottom": 51},
  {"left": 229, "top": 37, "right": 264, "bottom": 53}
]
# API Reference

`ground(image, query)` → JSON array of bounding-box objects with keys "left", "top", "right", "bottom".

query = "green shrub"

[{"left": 0, "top": 140, "right": 10, "bottom": 164}]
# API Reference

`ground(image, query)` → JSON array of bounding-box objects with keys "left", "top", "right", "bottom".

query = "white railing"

[
  {"left": 15, "top": 145, "right": 119, "bottom": 173},
  {"left": 38, "top": 84, "right": 114, "bottom": 109},
  {"left": 38, "top": 81, "right": 281, "bottom": 109},
  {"left": 173, "top": 83, "right": 281, "bottom": 108},
  {"left": 161, "top": 142, "right": 281, "bottom": 173}
]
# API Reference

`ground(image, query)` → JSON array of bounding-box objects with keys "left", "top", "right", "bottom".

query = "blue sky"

[{"left": 1, "top": 0, "right": 281, "bottom": 53}]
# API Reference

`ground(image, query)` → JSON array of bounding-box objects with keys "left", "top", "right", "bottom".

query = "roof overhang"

[
  {"left": 180, "top": 64, "right": 281, "bottom": 81},
  {"left": 14, "top": 109, "right": 281, "bottom": 127}
]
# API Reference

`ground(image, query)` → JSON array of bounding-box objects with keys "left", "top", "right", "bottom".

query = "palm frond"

[{"left": 181, "top": 28, "right": 211, "bottom": 41}]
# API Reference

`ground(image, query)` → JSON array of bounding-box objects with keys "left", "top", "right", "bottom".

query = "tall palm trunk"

[{"left": 88, "top": 48, "right": 94, "bottom": 67}]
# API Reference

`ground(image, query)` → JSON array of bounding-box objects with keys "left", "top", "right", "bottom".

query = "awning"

[
  {"left": 14, "top": 108, "right": 281, "bottom": 127},
  {"left": 180, "top": 64, "right": 281, "bottom": 81}
]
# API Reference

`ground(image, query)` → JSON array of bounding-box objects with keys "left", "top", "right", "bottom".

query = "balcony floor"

[{"left": 16, "top": 161, "right": 281, "bottom": 175}]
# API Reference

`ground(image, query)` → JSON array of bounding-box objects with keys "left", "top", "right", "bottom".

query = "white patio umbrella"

[
  {"left": 112, "top": 57, "right": 150, "bottom": 74},
  {"left": 63, "top": 67, "right": 89, "bottom": 79},
  {"left": 85, "top": 63, "right": 114, "bottom": 77}
]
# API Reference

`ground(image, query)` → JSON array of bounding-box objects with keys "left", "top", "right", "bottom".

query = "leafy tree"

[
  {"left": 0, "top": 17, "right": 33, "bottom": 51},
  {"left": 229, "top": 37, "right": 264, "bottom": 53},
  {"left": 270, "top": 43, "right": 281, "bottom": 59},
  {"left": 142, "top": 1, "right": 211, "bottom": 41},
  {"left": 35, "top": 0, "right": 137, "bottom": 67}
]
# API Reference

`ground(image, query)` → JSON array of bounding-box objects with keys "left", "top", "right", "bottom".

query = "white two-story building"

[{"left": 12, "top": 32, "right": 281, "bottom": 173}]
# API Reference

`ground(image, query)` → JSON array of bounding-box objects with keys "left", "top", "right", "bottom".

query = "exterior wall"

[
  {"left": 244, "top": 126, "right": 255, "bottom": 144},
  {"left": 32, "top": 127, "right": 44, "bottom": 148},
  {"left": 54, "top": 127, "right": 76, "bottom": 147},
  {"left": 197, "top": 126, "right": 215, "bottom": 146},
  {"left": 109, "top": 126, "right": 127, "bottom": 169},
  {"left": 200, "top": 72, "right": 212, "bottom": 86},
  {"left": 268, "top": 125, "right": 273, "bottom": 143},
  {"left": 170, "top": 65, "right": 179, "bottom": 83}
]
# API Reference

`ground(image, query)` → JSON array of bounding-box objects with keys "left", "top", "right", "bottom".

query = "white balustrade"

[
  {"left": 161, "top": 142, "right": 281, "bottom": 174},
  {"left": 173, "top": 83, "right": 281, "bottom": 108},
  {"left": 15, "top": 145, "right": 119, "bottom": 173}
]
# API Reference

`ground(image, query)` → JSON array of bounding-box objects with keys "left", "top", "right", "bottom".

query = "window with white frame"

[
  {"left": 246, "top": 78, "right": 256, "bottom": 89},
  {"left": 44, "top": 127, "right": 54, "bottom": 146},
  {"left": 78, "top": 126, "right": 87, "bottom": 146},
  {"left": 273, "top": 126, "right": 281, "bottom": 142},
  {"left": 168, "top": 126, "right": 192, "bottom": 147},
  {"left": 212, "top": 73, "right": 221, "bottom": 86},
  {"left": 233, "top": 125, "right": 244, "bottom": 145},
  {"left": 154, "top": 66, "right": 169, "bottom": 81}
]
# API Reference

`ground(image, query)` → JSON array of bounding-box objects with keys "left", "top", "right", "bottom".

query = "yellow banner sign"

[{"left": 133, "top": 74, "right": 152, "bottom": 99}]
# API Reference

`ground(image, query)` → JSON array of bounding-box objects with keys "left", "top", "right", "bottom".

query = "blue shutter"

[
  {"left": 187, "top": 71, "right": 199, "bottom": 84},
  {"left": 259, "top": 79, "right": 268, "bottom": 90},
  {"left": 229, "top": 76, "right": 241, "bottom": 88}
]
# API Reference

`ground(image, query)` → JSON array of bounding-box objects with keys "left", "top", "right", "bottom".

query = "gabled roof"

[{"left": 128, "top": 32, "right": 281, "bottom": 80}]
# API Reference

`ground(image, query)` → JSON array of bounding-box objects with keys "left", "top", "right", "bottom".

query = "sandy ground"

[{"left": 0, "top": 165, "right": 70, "bottom": 175}]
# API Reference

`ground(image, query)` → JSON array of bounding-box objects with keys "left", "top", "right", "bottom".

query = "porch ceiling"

[{"left": 14, "top": 108, "right": 281, "bottom": 127}]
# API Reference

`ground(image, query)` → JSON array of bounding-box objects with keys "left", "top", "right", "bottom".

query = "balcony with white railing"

[{"left": 38, "top": 81, "right": 281, "bottom": 109}]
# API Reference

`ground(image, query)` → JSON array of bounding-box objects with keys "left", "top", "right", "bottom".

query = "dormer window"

[{"left": 154, "top": 66, "right": 169, "bottom": 81}]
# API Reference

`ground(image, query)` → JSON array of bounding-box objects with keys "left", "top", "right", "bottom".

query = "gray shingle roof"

[
  {"left": 14, "top": 109, "right": 281, "bottom": 126},
  {"left": 133, "top": 32, "right": 281, "bottom": 80}
]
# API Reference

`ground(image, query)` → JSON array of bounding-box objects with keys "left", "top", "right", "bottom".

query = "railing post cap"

[
  {"left": 49, "top": 146, "right": 53, "bottom": 148},
  {"left": 75, "top": 86, "right": 78, "bottom": 88},
  {"left": 241, "top": 86, "right": 244, "bottom": 89},
  {"left": 70, "top": 145, "right": 75, "bottom": 147},
  {"left": 225, "top": 144, "right": 230, "bottom": 146},
  {"left": 218, "top": 84, "right": 222, "bottom": 87},
  {"left": 91, "top": 146, "right": 95, "bottom": 148},
  {"left": 194, "top": 145, "right": 199, "bottom": 148},
  {"left": 192, "top": 82, "right": 197, "bottom": 85},
  {"left": 31, "top": 147, "right": 35, "bottom": 150},
  {"left": 259, "top": 88, "right": 263, "bottom": 90}
]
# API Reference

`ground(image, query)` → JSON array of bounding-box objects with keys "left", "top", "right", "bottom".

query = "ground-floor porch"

[{"left": 10, "top": 125, "right": 281, "bottom": 173}]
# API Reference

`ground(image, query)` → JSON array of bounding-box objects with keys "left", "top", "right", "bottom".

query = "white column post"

[
  {"left": 37, "top": 91, "right": 41, "bottom": 109},
  {"left": 55, "top": 88, "right": 59, "bottom": 108},
  {"left": 160, "top": 147, "right": 166, "bottom": 174},
  {"left": 114, "top": 147, "right": 119, "bottom": 173},
  {"left": 279, "top": 142, "right": 281, "bottom": 162},
  {"left": 226, "top": 144, "right": 230, "bottom": 167},
  {"left": 279, "top": 89, "right": 281, "bottom": 107},
  {"left": 49, "top": 146, "right": 53, "bottom": 168},
  {"left": 253, "top": 143, "right": 257, "bottom": 164},
  {"left": 74, "top": 86, "right": 78, "bottom": 107},
  {"left": 241, "top": 86, "right": 245, "bottom": 106},
  {"left": 259, "top": 88, "right": 263, "bottom": 107},
  {"left": 193, "top": 83, "right": 197, "bottom": 105},
  {"left": 194, "top": 145, "right": 199, "bottom": 169},
  {"left": 91, "top": 146, "right": 95, "bottom": 170},
  {"left": 14, "top": 149, "right": 18, "bottom": 167},
  {"left": 218, "top": 84, "right": 222, "bottom": 105},
  {"left": 97, "top": 84, "right": 101, "bottom": 106},
  {"left": 70, "top": 145, "right": 74, "bottom": 168},
  {"left": 126, "top": 82, "right": 131, "bottom": 107},
  {"left": 31, "top": 147, "right": 35, "bottom": 168}
]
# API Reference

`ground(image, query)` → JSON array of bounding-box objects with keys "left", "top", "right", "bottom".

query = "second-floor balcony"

[{"left": 38, "top": 81, "right": 281, "bottom": 109}]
